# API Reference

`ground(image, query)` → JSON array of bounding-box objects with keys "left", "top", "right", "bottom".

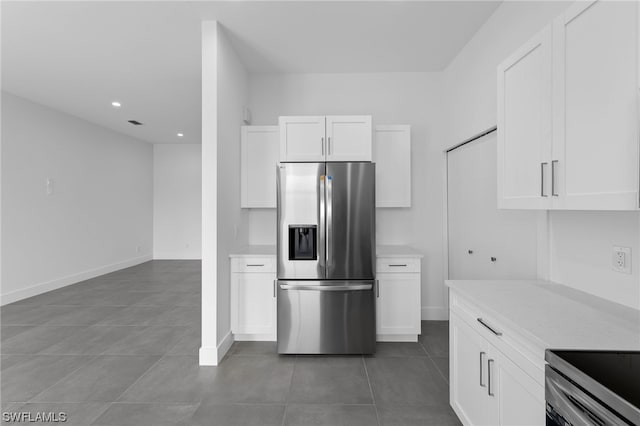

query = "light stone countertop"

[
  {"left": 446, "top": 280, "right": 640, "bottom": 351},
  {"left": 230, "top": 245, "right": 423, "bottom": 258}
]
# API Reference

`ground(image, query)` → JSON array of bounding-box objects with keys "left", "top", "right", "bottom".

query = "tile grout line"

[
  {"left": 281, "top": 355, "right": 298, "bottom": 426},
  {"left": 418, "top": 328, "right": 449, "bottom": 385},
  {"left": 362, "top": 355, "right": 381, "bottom": 426},
  {"left": 21, "top": 354, "right": 101, "bottom": 405},
  {"left": 110, "top": 354, "right": 169, "bottom": 404}
]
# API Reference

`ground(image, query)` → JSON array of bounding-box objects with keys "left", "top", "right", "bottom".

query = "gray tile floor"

[{"left": 1, "top": 260, "right": 460, "bottom": 425}]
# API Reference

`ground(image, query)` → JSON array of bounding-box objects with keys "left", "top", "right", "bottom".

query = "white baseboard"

[
  {"left": 199, "top": 346, "right": 219, "bottom": 366},
  {"left": 377, "top": 334, "right": 418, "bottom": 342},
  {"left": 233, "top": 333, "right": 276, "bottom": 342},
  {"left": 199, "top": 331, "right": 234, "bottom": 366},
  {"left": 153, "top": 252, "right": 202, "bottom": 260},
  {"left": 216, "top": 330, "right": 234, "bottom": 362},
  {"left": 422, "top": 306, "right": 449, "bottom": 321},
  {"left": 0, "top": 254, "right": 153, "bottom": 306}
]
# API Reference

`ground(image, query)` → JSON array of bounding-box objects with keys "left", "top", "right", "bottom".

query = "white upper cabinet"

[
  {"left": 279, "top": 116, "right": 326, "bottom": 162},
  {"left": 325, "top": 116, "right": 372, "bottom": 161},
  {"left": 551, "top": 0, "right": 639, "bottom": 210},
  {"left": 497, "top": 25, "right": 552, "bottom": 209},
  {"left": 498, "top": 0, "right": 640, "bottom": 210},
  {"left": 241, "top": 126, "right": 279, "bottom": 208},
  {"left": 374, "top": 125, "right": 411, "bottom": 208},
  {"left": 279, "top": 115, "right": 372, "bottom": 162}
]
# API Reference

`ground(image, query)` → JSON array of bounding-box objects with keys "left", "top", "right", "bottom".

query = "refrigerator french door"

[{"left": 276, "top": 162, "right": 376, "bottom": 354}]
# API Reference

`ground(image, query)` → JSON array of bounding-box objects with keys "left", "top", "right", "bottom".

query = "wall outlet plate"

[{"left": 612, "top": 246, "right": 631, "bottom": 274}]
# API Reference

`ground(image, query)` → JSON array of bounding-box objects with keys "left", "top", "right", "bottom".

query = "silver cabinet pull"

[
  {"left": 488, "top": 359, "right": 495, "bottom": 396},
  {"left": 321, "top": 137, "right": 325, "bottom": 155},
  {"left": 273, "top": 280, "right": 276, "bottom": 298},
  {"left": 388, "top": 264, "right": 407, "bottom": 267},
  {"left": 376, "top": 280, "right": 380, "bottom": 298},
  {"left": 246, "top": 264, "right": 264, "bottom": 267},
  {"left": 477, "top": 318, "right": 502, "bottom": 336},
  {"left": 551, "top": 160, "right": 559, "bottom": 196},
  {"left": 479, "top": 352, "right": 486, "bottom": 387},
  {"left": 328, "top": 136, "right": 331, "bottom": 155},
  {"left": 541, "top": 162, "right": 548, "bottom": 197}
]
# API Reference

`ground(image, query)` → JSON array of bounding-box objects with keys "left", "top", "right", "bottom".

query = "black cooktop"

[{"left": 548, "top": 350, "right": 640, "bottom": 411}]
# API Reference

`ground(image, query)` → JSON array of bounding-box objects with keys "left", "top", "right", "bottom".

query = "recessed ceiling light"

[
  {"left": 111, "top": 101, "right": 121, "bottom": 108},
  {"left": 177, "top": 133, "right": 184, "bottom": 137}
]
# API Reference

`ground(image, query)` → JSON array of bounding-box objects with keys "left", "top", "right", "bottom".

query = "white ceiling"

[{"left": 1, "top": 1, "right": 501, "bottom": 144}]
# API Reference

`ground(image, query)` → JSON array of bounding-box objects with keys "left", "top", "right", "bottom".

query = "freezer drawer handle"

[
  {"left": 477, "top": 318, "right": 502, "bottom": 336},
  {"left": 280, "top": 284, "right": 372, "bottom": 291}
]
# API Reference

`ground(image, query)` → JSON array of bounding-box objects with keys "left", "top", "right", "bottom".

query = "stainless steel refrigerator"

[{"left": 276, "top": 162, "right": 376, "bottom": 354}]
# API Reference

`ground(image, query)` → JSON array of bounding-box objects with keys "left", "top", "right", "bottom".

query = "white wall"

[
  {"left": 1, "top": 92, "right": 153, "bottom": 304},
  {"left": 200, "top": 22, "right": 250, "bottom": 365},
  {"left": 442, "top": 1, "right": 640, "bottom": 310},
  {"left": 153, "top": 144, "right": 202, "bottom": 259},
  {"left": 248, "top": 72, "right": 448, "bottom": 319}
]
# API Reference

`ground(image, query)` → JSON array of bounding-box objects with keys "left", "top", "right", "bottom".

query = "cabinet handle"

[
  {"left": 388, "top": 264, "right": 407, "bottom": 267},
  {"left": 246, "top": 264, "right": 264, "bottom": 267},
  {"left": 541, "top": 162, "right": 548, "bottom": 197},
  {"left": 477, "top": 318, "right": 502, "bottom": 336},
  {"left": 479, "top": 351, "right": 486, "bottom": 387},
  {"left": 328, "top": 136, "right": 331, "bottom": 155},
  {"left": 273, "top": 280, "right": 276, "bottom": 298},
  {"left": 488, "top": 359, "right": 495, "bottom": 396},
  {"left": 321, "top": 137, "right": 325, "bottom": 155},
  {"left": 551, "top": 160, "right": 559, "bottom": 196},
  {"left": 376, "top": 280, "right": 380, "bottom": 298}
]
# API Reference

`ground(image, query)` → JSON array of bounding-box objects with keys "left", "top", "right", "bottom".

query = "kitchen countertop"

[
  {"left": 446, "top": 280, "right": 640, "bottom": 351},
  {"left": 230, "top": 245, "right": 423, "bottom": 258}
]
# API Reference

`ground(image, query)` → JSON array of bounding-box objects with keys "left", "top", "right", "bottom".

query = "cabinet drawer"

[
  {"left": 450, "top": 291, "right": 545, "bottom": 386},
  {"left": 376, "top": 258, "right": 420, "bottom": 273},
  {"left": 231, "top": 257, "right": 276, "bottom": 273}
]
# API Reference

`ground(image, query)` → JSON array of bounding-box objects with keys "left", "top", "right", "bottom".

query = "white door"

[
  {"left": 450, "top": 313, "right": 491, "bottom": 426},
  {"left": 497, "top": 25, "right": 553, "bottom": 209},
  {"left": 231, "top": 273, "right": 277, "bottom": 338},
  {"left": 490, "top": 347, "right": 545, "bottom": 426},
  {"left": 241, "top": 126, "right": 279, "bottom": 208},
  {"left": 325, "top": 115, "right": 372, "bottom": 162},
  {"left": 279, "top": 116, "right": 326, "bottom": 162},
  {"left": 374, "top": 125, "right": 411, "bottom": 207},
  {"left": 375, "top": 274, "right": 420, "bottom": 337},
  {"left": 551, "top": 0, "right": 639, "bottom": 210},
  {"left": 447, "top": 132, "right": 538, "bottom": 280}
]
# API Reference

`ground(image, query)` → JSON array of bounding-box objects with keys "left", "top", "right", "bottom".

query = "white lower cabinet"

[
  {"left": 375, "top": 256, "right": 421, "bottom": 342},
  {"left": 450, "top": 311, "right": 544, "bottom": 426},
  {"left": 230, "top": 257, "right": 277, "bottom": 341}
]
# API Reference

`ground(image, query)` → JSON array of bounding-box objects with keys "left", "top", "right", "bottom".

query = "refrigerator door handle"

[
  {"left": 280, "top": 284, "right": 372, "bottom": 291},
  {"left": 319, "top": 175, "right": 326, "bottom": 273},
  {"left": 326, "top": 175, "right": 333, "bottom": 272}
]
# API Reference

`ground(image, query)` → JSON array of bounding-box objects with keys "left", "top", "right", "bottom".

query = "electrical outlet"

[{"left": 612, "top": 246, "right": 631, "bottom": 274}]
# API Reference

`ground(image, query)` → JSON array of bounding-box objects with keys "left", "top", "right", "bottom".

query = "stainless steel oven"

[{"left": 545, "top": 350, "right": 640, "bottom": 426}]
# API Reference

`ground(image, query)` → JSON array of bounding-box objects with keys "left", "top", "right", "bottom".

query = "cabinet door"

[
  {"left": 376, "top": 273, "right": 420, "bottom": 337},
  {"left": 551, "top": 0, "right": 639, "bottom": 210},
  {"left": 488, "top": 347, "right": 545, "bottom": 426},
  {"left": 279, "top": 116, "right": 326, "bottom": 162},
  {"left": 231, "top": 273, "right": 277, "bottom": 338},
  {"left": 326, "top": 116, "right": 372, "bottom": 161},
  {"left": 497, "top": 25, "right": 552, "bottom": 209},
  {"left": 450, "top": 313, "right": 492, "bottom": 426},
  {"left": 374, "top": 125, "right": 411, "bottom": 207},
  {"left": 241, "top": 126, "right": 279, "bottom": 208}
]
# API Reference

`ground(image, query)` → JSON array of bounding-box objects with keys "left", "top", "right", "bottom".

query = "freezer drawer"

[{"left": 277, "top": 280, "right": 376, "bottom": 354}]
